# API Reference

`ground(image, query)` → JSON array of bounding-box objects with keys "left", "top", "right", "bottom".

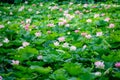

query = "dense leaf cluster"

[{"left": 0, "top": 0, "right": 120, "bottom": 80}]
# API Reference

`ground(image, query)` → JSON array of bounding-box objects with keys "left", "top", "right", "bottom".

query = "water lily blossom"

[
  {"left": 96, "top": 32, "right": 103, "bottom": 36},
  {"left": 37, "top": 55, "right": 43, "bottom": 60},
  {"left": 3, "top": 38, "right": 9, "bottom": 43},
  {"left": 54, "top": 41, "right": 59, "bottom": 46},
  {"left": 11, "top": 60, "right": 19, "bottom": 65},
  {"left": 47, "top": 23, "right": 55, "bottom": 27},
  {"left": 85, "top": 34, "right": 92, "bottom": 39},
  {"left": 25, "top": 24, "right": 30, "bottom": 30},
  {"left": 94, "top": 61, "right": 105, "bottom": 69},
  {"left": 115, "top": 62, "right": 120, "bottom": 68},
  {"left": 35, "top": 31, "right": 42, "bottom": 37},
  {"left": 83, "top": 4, "right": 88, "bottom": 8},
  {"left": 74, "top": 30, "right": 79, "bottom": 33},
  {"left": 104, "top": 17, "right": 110, "bottom": 22},
  {"left": 108, "top": 23, "right": 115, "bottom": 28},
  {"left": 18, "top": 6, "right": 24, "bottom": 11},
  {"left": 81, "top": 32, "right": 87, "bottom": 36},
  {"left": 70, "top": 46, "right": 77, "bottom": 51},
  {"left": 86, "top": 19, "right": 92, "bottom": 23},
  {"left": 94, "top": 14, "right": 100, "bottom": 18},
  {"left": 58, "top": 37, "right": 65, "bottom": 42},
  {"left": 26, "top": 19, "right": 31, "bottom": 24},
  {"left": 0, "top": 25, "right": 4, "bottom": 29},
  {"left": 22, "top": 41, "right": 30, "bottom": 47},
  {"left": 0, "top": 76, "right": 2, "bottom": 80},
  {"left": 94, "top": 72, "right": 102, "bottom": 76},
  {"left": 62, "top": 42, "right": 69, "bottom": 48}
]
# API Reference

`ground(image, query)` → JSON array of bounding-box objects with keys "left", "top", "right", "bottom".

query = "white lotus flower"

[
  {"left": 22, "top": 42, "right": 30, "bottom": 47},
  {"left": 94, "top": 72, "right": 102, "bottom": 76},
  {"left": 37, "top": 55, "right": 43, "bottom": 60},
  {"left": 96, "top": 32, "right": 103, "bottom": 36},
  {"left": 54, "top": 41, "right": 59, "bottom": 46},
  {"left": 3, "top": 38, "right": 9, "bottom": 43},
  {"left": 35, "top": 32, "right": 42, "bottom": 37},
  {"left": 70, "top": 46, "right": 77, "bottom": 51},
  {"left": 62, "top": 42, "right": 69, "bottom": 48}
]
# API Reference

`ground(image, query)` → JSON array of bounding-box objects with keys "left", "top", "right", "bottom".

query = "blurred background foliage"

[{"left": 0, "top": 0, "right": 120, "bottom": 4}]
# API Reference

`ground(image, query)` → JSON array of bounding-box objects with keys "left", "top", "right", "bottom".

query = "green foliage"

[
  {"left": 63, "top": 63, "right": 82, "bottom": 76},
  {"left": 50, "top": 68, "right": 68, "bottom": 80},
  {"left": 30, "top": 66, "right": 52, "bottom": 74},
  {"left": 13, "top": 47, "right": 38, "bottom": 61},
  {"left": 14, "top": 0, "right": 23, "bottom": 3},
  {"left": 0, "top": 0, "right": 120, "bottom": 80}
]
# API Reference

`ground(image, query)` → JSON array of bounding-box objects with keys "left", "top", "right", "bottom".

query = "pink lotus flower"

[
  {"left": 94, "top": 61, "right": 105, "bottom": 69},
  {"left": 35, "top": 32, "right": 41, "bottom": 37},
  {"left": 25, "top": 24, "right": 30, "bottom": 30},
  {"left": 83, "top": 4, "right": 88, "bottom": 8},
  {"left": 64, "top": 14, "right": 74, "bottom": 20},
  {"left": 96, "top": 32, "right": 103, "bottom": 36},
  {"left": 59, "top": 8, "right": 63, "bottom": 12},
  {"left": 109, "top": 23, "right": 115, "bottom": 28},
  {"left": 104, "top": 18, "right": 110, "bottom": 22},
  {"left": 0, "top": 76, "right": 2, "bottom": 80},
  {"left": 81, "top": 32, "right": 87, "bottom": 36},
  {"left": 58, "top": 22, "right": 65, "bottom": 26},
  {"left": 11, "top": 60, "right": 19, "bottom": 65},
  {"left": 22, "top": 41, "right": 29, "bottom": 47},
  {"left": 74, "top": 30, "right": 79, "bottom": 33},
  {"left": 47, "top": 30, "right": 51, "bottom": 34},
  {"left": 58, "top": 19, "right": 67, "bottom": 26},
  {"left": 115, "top": 62, "right": 120, "bottom": 68},
  {"left": 58, "top": 37, "right": 65, "bottom": 42},
  {"left": 0, "top": 25, "right": 4, "bottom": 29},
  {"left": 75, "top": 10, "right": 80, "bottom": 14},
  {"left": 47, "top": 23, "right": 55, "bottom": 27}
]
